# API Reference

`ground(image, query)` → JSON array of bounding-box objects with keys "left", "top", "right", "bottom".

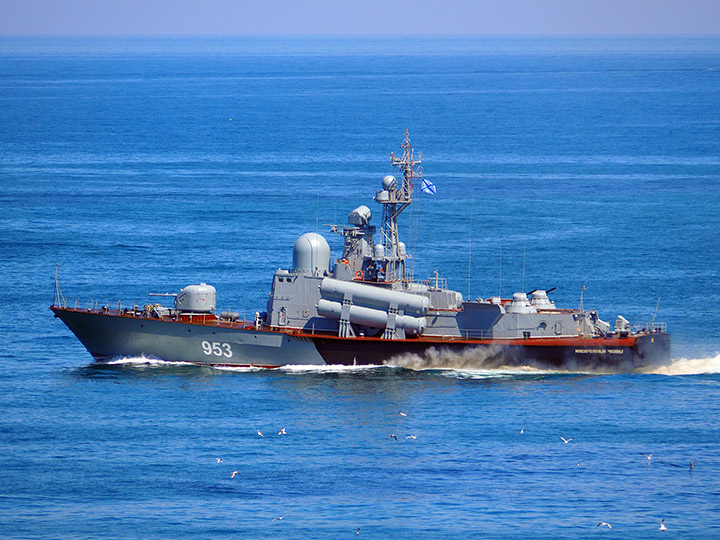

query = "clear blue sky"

[{"left": 1, "top": 0, "right": 718, "bottom": 35}]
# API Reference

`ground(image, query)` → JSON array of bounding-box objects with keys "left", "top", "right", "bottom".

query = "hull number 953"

[{"left": 201, "top": 340, "right": 233, "bottom": 358}]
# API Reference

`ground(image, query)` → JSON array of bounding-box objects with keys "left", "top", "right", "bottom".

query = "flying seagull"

[
  {"left": 405, "top": 435, "right": 417, "bottom": 440},
  {"left": 689, "top": 461, "right": 696, "bottom": 470},
  {"left": 216, "top": 458, "right": 223, "bottom": 463},
  {"left": 659, "top": 519, "right": 668, "bottom": 532},
  {"left": 560, "top": 437, "right": 573, "bottom": 444},
  {"left": 278, "top": 428, "right": 287, "bottom": 435},
  {"left": 356, "top": 528, "right": 360, "bottom": 535},
  {"left": 399, "top": 411, "right": 408, "bottom": 417},
  {"left": 272, "top": 516, "right": 286, "bottom": 522},
  {"left": 231, "top": 471, "right": 239, "bottom": 478},
  {"left": 597, "top": 522, "right": 613, "bottom": 530},
  {"left": 257, "top": 429, "right": 264, "bottom": 438},
  {"left": 641, "top": 453, "right": 653, "bottom": 461},
  {"left": 389, "top": 434, "right": 398, "bottom": 441}
]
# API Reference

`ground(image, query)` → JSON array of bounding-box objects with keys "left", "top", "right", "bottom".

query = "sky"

[{"left": 0, "top": 0, "right": 718, "bottom": 35}]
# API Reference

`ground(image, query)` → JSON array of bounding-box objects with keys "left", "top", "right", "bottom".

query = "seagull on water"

[
  {"left": 641, "top": 452, "right": 653, "bottom": 461},
  {"left": 231, "top": 470, "right": 239, "bottom": 478},
  {"left": 659, "top": 519, "right": 668, "bottom": 532},
  {"left": 257, "top": 429, "right": 264, "bottom": 438},
  {"left": 356, "top": 528, "right": 360, "bottom": 535},
  {"left": 560, "top": 437, "right": 573, "bottom": 444},
  {"left": 278, "top": 428, "right": 287, "bottom": 435},
  {"left": 597, "top": 522, "right": 613, "bottom": 530}
]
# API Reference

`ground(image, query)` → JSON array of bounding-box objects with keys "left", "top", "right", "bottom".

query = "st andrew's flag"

[{"left": 420, "top": 178, "right": 436, "bottom": 195}]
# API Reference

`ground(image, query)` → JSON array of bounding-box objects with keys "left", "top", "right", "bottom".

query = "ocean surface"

[{"left": 1, "top": 36, "right": 720, "bottom": 539}]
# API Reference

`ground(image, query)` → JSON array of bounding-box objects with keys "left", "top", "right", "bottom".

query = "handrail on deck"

[{"left": 635, "top": 322, "right": 667, "bottom": 334}]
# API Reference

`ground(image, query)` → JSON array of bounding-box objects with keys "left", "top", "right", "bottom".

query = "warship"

[{"left": 52, "top": 132, "right": 670, "bottom": 371}]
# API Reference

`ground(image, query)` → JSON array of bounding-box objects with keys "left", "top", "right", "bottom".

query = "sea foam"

[{"left": 646, "top": 353, "right": 720, "bottom": 375}]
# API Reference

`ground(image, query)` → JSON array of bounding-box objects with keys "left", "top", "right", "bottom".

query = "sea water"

[{"left": 1, "top": 36, "right": 719, "bottom": 539}]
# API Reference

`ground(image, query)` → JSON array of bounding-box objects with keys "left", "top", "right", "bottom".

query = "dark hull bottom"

[{"left": 311, "top": 333, "right": 671, "bottom": 372}]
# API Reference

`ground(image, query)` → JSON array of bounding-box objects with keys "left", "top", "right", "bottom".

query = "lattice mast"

[{"left": 379, "top": 130, "right": 423, "bottom": 283}]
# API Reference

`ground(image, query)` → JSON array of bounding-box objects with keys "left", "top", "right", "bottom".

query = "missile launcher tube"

[
  {"left": 320, "top": 278, "right": 429, "bottom": 315},
  {"left": 316, "top": 299, "right": 426, "bottom": 334}
]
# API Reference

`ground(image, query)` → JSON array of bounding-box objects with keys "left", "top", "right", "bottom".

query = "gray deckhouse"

[{"left": 265, "top": 132, "right": 621, "bottom": 342}]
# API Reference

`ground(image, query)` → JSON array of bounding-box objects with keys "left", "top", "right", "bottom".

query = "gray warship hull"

[
  {"left": 51, "top": 307, "right": 325, "bottom": 368},
  {"left": 51, "top": 306, "right": 670, "bottom": 371},
  {"left": 52, "top": 132, "right": 671, "bottom": 372}
]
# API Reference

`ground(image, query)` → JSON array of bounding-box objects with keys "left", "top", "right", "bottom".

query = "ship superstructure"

[{"left": 52, "top": 132, "right": 670, "bottom": 371}]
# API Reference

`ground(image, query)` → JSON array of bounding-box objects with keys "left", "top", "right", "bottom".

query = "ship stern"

[{"left": 633, "top": 332, "right": 671, "bottom": 369}]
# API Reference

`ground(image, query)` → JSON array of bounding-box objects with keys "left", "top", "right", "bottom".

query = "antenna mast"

[
  {"left": 379, "top": 130, "right": 423, "bottom": 282},
  {"left": 650, "top": 296, "right": 661, "bottom": 328}
]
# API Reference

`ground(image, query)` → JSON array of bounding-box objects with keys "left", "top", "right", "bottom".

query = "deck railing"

[
  {"left": 55, "top": 301, "right": 253, "bottom": 328},
  {"left": 425, "top": 329, "right": 493, "bottom": 340},
  {"left": 634, "top": 322, "right": 667, "bottom": 334}
]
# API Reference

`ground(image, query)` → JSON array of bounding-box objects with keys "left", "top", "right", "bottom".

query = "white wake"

[
  {"left": 278, "top": 363, "right": 384, "bottom": 374},
  {"left": 387, "top": 347, "right": 720, "bottom": 376},
  {"left": 106, "top": 355, "right": 193, "bottom": 367},
  {"left": 387, "top": 345, "right": 507, "bottom": 371},
  {"left": 645, "top": 353, "right": 720, "bottom": 375},
  {"left": 103, "top": 352, "right": 720, "bottom": 376}
]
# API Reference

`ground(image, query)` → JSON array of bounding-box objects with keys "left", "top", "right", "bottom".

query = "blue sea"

[{"left": 1, "top": 36, "right": 720, "bottom": 539}]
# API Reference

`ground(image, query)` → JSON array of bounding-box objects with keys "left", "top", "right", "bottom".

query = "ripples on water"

[
  {"left": 2, "top": 35, "right": 720, "bottom": 538},
  {"left": 54, "top": 353, "right": 719, "bottom": 540},
  {"left": 3, "top": 352, "right": 720, "bottom": 539}
]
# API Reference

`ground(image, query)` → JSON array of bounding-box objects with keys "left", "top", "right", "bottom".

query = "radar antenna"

[{"left": 379, "top": 130, "right": 423, "bottom": 282}]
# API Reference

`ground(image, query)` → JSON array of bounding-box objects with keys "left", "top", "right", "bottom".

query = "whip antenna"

[
  {"left": 54, "top": 263, "right": 66, "bottom": 308},
  {"left": 467, "top": 196, "right": 474, "bottom": 299},
  {"left": 498, "top": 243, "right": 502, "bottom": 298},
  {"left": 650, "top": 296, "right": 661, "bottom": 329},
  {"left": 522, "top": 240, "right": 526, "bottom": 293}
]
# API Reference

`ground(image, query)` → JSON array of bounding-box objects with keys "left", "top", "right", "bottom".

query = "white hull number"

[{"left": 201, "top": 340, "right": 233, "bottom": 358}]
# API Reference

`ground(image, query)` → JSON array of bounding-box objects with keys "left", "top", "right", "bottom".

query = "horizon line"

[{"left": 2, "top": 32, "right": 719, "bottom": 38}]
